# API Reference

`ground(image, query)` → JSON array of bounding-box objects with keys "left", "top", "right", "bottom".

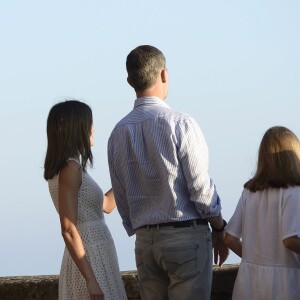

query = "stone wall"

[{"left": 0, "top": 264, "right": 238, "bottom": 300}]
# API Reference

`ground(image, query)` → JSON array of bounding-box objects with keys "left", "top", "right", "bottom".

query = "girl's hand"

[{"left": 86, "top": 277, "right": 104, "bottom": 300}]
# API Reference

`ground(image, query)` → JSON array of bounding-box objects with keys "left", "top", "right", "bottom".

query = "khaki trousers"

[{"left": 135, "top": 223, "right": 212, "bottom": 300}]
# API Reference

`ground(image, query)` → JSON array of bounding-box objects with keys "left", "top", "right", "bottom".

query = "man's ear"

[{"left": 161, "top": 69, "right": 168, "bottom": 83}]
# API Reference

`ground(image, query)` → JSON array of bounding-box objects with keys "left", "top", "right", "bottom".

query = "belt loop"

[
  {"left": 147, "top": 225, "right": 150, "bottom": 231},
  {"left": 156, "top": 224, "right": 160, "bottom": 231},
  {"left": 193, "top": 219, "right": 197, "bottom": 229}
]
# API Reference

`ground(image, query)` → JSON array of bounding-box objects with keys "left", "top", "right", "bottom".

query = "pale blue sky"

[{"left": 0, "top": 1, "right": 299, "bottom": 276}]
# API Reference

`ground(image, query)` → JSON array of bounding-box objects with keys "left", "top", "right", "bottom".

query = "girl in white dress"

[
  {"left": 44, "top": 100, "right": 127, "bottom": 300},
  {"left": 225, "top": 126, "right": 300, "bottom": 300}
]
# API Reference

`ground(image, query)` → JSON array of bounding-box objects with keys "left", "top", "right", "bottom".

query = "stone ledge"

[
  {"left": 0, "top": 264, "right": 238, "bottom": 300},
  {"left": 0, "top": 275, "right": 58, "bottom": 300}
]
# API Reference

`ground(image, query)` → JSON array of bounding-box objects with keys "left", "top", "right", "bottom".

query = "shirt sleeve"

[
  {"left": 281, "top": 188, "right": 300, "bottom": 240},
  {"left": 108, "top": 136, "right": 135, "bottom": 237},
  {"left": 177, "top": 116, "right": 221, "bottom": 218},
  {"left": 225, "top": 190, "right": 245, "bottom": 239}
]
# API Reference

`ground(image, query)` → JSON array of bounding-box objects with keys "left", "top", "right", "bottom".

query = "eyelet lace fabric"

[{"left": 48, "top": 162, "right": 127, "bottom": 300}]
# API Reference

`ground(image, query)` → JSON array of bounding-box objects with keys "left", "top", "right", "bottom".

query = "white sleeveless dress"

[{"left": 48, "top": 159, "right": 127, "bottom": 300}]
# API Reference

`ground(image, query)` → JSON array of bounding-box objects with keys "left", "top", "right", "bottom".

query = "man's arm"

[
  {"left": 177, "top": 116, "right": 221, "bottom": 218},
  {"left": 208, "top": 214, "right": 230, "bottom": 266},
  {"left": 108, "top": 137, "right": 135, "bottom": 236},
  {"left": 177, "top": 117, "right": 229, "bottom": 265}
]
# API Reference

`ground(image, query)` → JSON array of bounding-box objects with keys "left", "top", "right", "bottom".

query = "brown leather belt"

[{"left": 140, "top": 219, "right": 208, "bottom": 229}]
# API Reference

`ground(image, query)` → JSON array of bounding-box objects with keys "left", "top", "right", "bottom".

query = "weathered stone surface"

[
  {"left": 0, "top": 275, "right": 58, "bottom": 300},
  {"left": 0, "top": 264, "right": 239, "bottom": 300},
  {"left": 211, "top": 264, "right": 238, "bottom": 300},
  {"left": 121, "top": 270, "right": 140, "bottom": 299}
]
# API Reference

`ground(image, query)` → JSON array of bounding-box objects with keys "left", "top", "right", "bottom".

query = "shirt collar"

[{"left": 134, "top": 96, "right": 170, "bottom": 109}]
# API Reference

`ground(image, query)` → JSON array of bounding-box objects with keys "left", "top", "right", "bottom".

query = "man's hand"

[{"left": 212, "top": 230, "right": 230, "bottom": 267}]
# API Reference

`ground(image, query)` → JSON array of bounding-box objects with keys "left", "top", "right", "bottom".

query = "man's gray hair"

[{"left": 126, "top": 45, "right": 166, "bottom": 91}]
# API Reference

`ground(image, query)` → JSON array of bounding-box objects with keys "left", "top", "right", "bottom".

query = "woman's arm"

[
  {"left": 103, "top": 188, "right": 116, "bottom": 214},
  {"left": 224, "top": 232, "right": 242, "bottom": 258},
  {"left": 283, "top": 236, "right": 300, "bottom": 255},
  {"left": 59, "top": 160, "right": 104, "bottom": 299}
]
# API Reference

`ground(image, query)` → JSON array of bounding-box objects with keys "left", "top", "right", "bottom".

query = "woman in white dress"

[
  {"left": 44, "top": 100, "right": 127, "bottom": 300},
  {"left": 224, "top": 126, "right": 300, "bottom": 300}
]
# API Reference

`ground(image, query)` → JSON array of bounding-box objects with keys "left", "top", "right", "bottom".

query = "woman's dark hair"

[
  {"left": 244, "top": 126, "right": 300, "bottom": 192},
  {"left": 44, "top": 100, "right": 93, "bottom": 180}
]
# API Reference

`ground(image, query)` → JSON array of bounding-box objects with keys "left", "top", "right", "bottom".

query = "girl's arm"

[
  {"left": 103, "top": 188, "right": 116, "bottom": 214},
  {"left": 224, "top": 232, "right": 242, "bottom": 258},
  {"left": 59, "top": 160, "right": 104, "bottom": 299},
  {"left": 283, "top": 236, "right": 300, "bottom": 255}
]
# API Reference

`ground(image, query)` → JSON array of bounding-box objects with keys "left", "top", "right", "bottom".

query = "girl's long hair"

[
  {"left": 44, "top": 100, "right": 93, "bottom": 180},
  {"left": 245, "top": 126, "right": 300, "bottom": 192}
]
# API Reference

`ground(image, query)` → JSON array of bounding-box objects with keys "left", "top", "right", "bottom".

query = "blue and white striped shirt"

[{"left": 108, "top": 96, "right": 221, "bottom": 236}]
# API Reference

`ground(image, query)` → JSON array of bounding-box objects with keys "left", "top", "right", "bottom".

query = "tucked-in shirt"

[{"left": 108, "top": 96, "right": 221, "bottom": 236}]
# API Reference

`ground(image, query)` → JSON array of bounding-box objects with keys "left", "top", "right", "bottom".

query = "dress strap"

[{"left": 67, "top": 158, "right": 81, "bottom": 165}]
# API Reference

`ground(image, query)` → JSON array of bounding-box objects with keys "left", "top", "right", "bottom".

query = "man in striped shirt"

[{"left": 108, "top": 45, "right": 229, "bottom": 300}]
